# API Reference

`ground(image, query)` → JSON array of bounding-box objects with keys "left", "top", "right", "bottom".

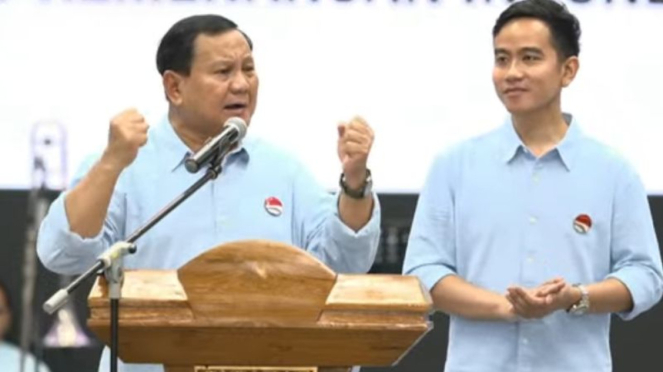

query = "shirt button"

[
  {"left": 523, "top": 338, "right": 529, "bottom": 345},
  {"left": 526, "top": 257, "right": 534, "bottom": 264},
  {"left": 529, "top": 216, "right": 537, "bottom": 224},
  {"left": 217, "top": 216, "right": 228, "bottom": 226},
  {"left": 533, "top": 174, "right": 540, "bottom": 182}
]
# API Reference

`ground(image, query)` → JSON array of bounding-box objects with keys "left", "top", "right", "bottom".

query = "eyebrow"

[
  {"left": 494, "top": 47, "right": 544, "bottom": 55},
  {"left": 520, "top": 47, "right": 544, "bottom": 55},
  {"left": 212, "top": 55, "right": 254, "bottom": 64},
  {"left": 211, "top": 58, "right": 235, "bottom": 65}
]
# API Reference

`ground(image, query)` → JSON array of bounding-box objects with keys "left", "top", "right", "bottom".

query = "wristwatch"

[
  {"left": 339, "top": 169, "right": 373, "bottom": 199},
  {"left": 567, "top": 284, "right": 590, "bottom": 315}
]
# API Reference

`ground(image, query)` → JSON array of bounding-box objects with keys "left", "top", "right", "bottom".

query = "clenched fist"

[
  {"left": 337, "top": 116, "right": 374, "bottom": 189},
  {"left": 102, "top": 108, "right": 149, "bottom": 171}
]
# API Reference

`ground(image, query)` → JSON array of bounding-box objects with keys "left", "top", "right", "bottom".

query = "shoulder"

[
  {"left": 243, "top": 134, "right": 305, "bottom": 170},
  {"left": 577, "top": 135, "right": 644, "bottom": 193},
  {"left": 429, "top": 125, "right": 504, "bottom": 173},
  {"left": 580, "top": 135, "right": 633, "bottom": 169}
]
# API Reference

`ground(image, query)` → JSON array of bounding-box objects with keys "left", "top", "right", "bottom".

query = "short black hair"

[
  {"left": 0, "top": 278, "right": 11, "bottom": 314},
  {"left": 156, "top": 14, "right": 253, "bottom": 76},
  {"left": 493, "top": 0, "right": 581, "bottom": 60}
]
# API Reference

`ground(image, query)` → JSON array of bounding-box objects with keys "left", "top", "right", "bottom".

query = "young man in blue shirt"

[{"left": 403, "top": 1, "right": 663, "bottom": 371}]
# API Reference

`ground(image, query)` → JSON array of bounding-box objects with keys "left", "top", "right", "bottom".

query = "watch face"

[{"left": 571, "top": 299, "right": 589, "bottom": 315}]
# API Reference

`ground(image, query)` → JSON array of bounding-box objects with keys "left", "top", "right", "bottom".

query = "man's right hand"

[{"left": 101, "top": 108, "right": 149, "bottom": 171}]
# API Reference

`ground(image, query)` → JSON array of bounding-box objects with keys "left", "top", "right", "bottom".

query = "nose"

[
  {"left": 229, "top": 70, "right": 250, "bottom": 94},
  {"left": 505, "top": 60, "right": 524, "bottom": 83}
]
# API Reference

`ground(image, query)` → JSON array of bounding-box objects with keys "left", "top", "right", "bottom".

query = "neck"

[
  {"left": 168, "top": 110, "right": 218, "bottom": 153},
  {"left": 512, "top": 101, "right": 568, "bottom": 158}
]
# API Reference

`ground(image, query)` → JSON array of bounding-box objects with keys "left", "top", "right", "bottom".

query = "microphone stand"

[{"left": 43, "top": 152, "right": 226, "bottom": 372}]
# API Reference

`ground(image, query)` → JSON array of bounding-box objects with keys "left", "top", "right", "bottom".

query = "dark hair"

[
  {"left": 156, "top": 14, "right": 253, "bottom": 76},
  {"left": 493, "top": 0, "right": 581, "bottom": 60},
  {"left": 0, "top": 278, "right": 11, "bottom": 314}
]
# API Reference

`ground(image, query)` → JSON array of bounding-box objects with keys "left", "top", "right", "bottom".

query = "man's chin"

[
  {"left": 221, "top": 112, "right": 252, "bottom": 127},
  {"left": 505, "top": 104, "right": 538, "bottom": 117}
]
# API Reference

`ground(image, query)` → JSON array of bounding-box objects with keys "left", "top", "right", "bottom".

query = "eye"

[
  {"left": 216, "top": 69, "right": 231, "bottom": 75},
  {"left": 495, "top": 55, "right": 508, "bottom": 65},
  {"left": 523, "top": 54, "right": 540, "bottom": 62}
]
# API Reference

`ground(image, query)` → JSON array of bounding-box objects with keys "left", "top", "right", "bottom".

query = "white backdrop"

[{"left": 0, "top": 0, "right": 661, "bottom": 193}]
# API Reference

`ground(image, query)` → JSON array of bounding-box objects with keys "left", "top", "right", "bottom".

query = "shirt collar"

[
  {"left": 151, "top": 116, "right": 253, "bottom": 172},
  {"left": 500, "top": 113, "right": 582, "bottom": 171},
  {"left": 555, "top": 114, "right": 582, "bottom": 171}
]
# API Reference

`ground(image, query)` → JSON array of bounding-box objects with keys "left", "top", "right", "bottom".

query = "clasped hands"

[{"left": 500, "top": 278, "right": 582, "bottom": 321}]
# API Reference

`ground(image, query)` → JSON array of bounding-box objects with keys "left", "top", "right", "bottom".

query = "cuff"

[
  {"left": 410, "top": 264, "right": 456, "bottom": 292},
  {"left": 38, "top": 194, "right": 107, "bottom": 274},
  {"left": 607, "top": 266, "right": 663, "bottom": 321}
]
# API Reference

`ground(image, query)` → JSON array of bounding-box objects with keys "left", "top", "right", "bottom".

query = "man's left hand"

[{"left": 506, "top": 278, "right": 581, "bottom": 319}]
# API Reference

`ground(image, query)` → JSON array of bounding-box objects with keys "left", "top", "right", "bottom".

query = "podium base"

[{"left": 166, "top": 367, "right": 351, "bottom": 372}]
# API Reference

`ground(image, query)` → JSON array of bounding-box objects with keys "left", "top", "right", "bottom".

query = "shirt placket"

[{"left": 517, "top": 153, "right": 545, "bottom": 372}]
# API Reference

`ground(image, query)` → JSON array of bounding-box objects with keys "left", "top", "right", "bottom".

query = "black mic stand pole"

[{"left": 43, "top": 153, "right": 226, "bottom": 372}]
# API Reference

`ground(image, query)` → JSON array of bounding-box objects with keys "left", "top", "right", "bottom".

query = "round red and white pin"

[
  {"left": 573, "top": 214, "right": 592, "bottom": 234},
  {"left": 264, "top": 197, "right": 283, "bottom": 217}
]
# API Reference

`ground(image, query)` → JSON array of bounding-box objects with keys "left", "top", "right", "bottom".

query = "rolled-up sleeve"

[
  {"left": 324, "top": 191, "right": 381, "bottom": 273},
  {"left": 607, "top": 162, "right": 663, "bottom": 320},
  {"left": 36, "top": 155, "right": 125, "bottom": 275},
  {"left": 291, "top": 162, "right": 380, "bottom": 274},
  {"left": 403, "top": 153, "right": 457, "bottom": 291}
]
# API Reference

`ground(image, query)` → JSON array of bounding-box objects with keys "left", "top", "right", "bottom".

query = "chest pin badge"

[
  {"left": 573, "top": 214, "right": 592, "bottom": 234},
  {"left": 264, "top": 196, "right": 283, "bottom": 217}
]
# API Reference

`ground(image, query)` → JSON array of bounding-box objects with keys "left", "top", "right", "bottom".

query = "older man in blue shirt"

[
  {"left": 37, "top": 14, "right": 379, "bottom": 372},
  {"left": 403, "top": 1, "right": 663, "bottom": 372}
]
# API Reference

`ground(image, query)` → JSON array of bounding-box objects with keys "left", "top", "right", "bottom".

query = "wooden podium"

[{"left": 87, "top": 240, "right": 433, "bottom": 372}]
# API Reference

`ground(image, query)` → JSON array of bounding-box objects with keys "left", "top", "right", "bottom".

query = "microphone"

[{"left": 184, "top": 117, "right": 248, "bottom": 173}]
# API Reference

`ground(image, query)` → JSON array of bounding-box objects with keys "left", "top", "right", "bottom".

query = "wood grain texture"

[
  {"left": 177, "top": 240, "right": 336, "bottom": 322},
  {"left": 325, "top": 274, "right": 432, "bottom": 311},
  {"left": 88, "top": 240, "right": 432, "bottom": 368},
  {"left": 89, "top": 270, "right": 191, "bottom": 320},
  {"left": 89, "top": 322, "right": 429, "bottom": 366}
]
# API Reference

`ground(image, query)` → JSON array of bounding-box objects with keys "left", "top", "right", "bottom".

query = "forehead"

[
  {"left": 494, "top": 18, "right": 554, "bottom": 51},
  {"left": 192, "top": 30, "right": 252, "bottom": 63}
]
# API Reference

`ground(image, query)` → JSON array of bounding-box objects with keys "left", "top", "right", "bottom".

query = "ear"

[
  {"left": 163, "top": 70, "right": 186, "bottom": 105},
  {"left": 561, "top": 56, "right": 579, "bottom": 88}
]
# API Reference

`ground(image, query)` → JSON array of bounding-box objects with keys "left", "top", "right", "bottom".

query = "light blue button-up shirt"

[
  {"left": 403, "top": 114, "right": 663, "bottom": 372},
  {"left": 37, "top": 117, "right": 380, "bottom": 372},
  {"left": 0, "top": 342, "right": 51, "bottom": 372}
]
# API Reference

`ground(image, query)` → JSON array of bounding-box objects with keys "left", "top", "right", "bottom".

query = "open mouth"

[{"left": 224, "top": 103, "right": 248, "bottom": 111}]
